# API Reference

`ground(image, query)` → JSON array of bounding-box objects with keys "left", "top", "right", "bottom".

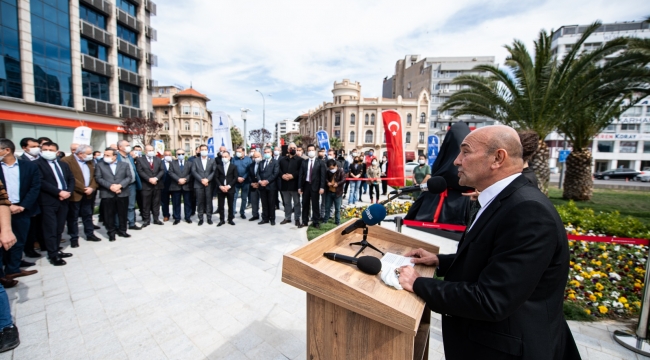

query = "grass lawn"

[
  {"left": 307, "top": 217, "right": 352, "bottom": 241},
  {"left": 548, "top": 187, "right": 650, "bottom": 227}
]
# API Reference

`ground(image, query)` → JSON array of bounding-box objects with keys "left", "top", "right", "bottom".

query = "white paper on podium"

[{"left": 380, "top": 253, "right": 414, "bottom": 290}]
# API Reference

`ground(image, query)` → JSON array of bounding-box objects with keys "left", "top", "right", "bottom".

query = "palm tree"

[{"left": 329, "top": 137, "right": 342, "bottom": 151}]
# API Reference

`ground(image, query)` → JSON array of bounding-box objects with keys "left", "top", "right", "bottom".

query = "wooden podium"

[{"left": 282, "top": 220, "right": 439, "bottom": 360}]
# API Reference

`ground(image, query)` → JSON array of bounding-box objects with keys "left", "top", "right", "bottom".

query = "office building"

[
  {"left": 274, "top": 118, "right": 299, "bottom": 144},
  {"left": 0, "top": 0, "right": 157, "bottom": 151}
]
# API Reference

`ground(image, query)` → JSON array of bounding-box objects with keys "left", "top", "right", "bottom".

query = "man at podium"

[{"left": 397, "top": 126, "right": 580, "bottom": 360}]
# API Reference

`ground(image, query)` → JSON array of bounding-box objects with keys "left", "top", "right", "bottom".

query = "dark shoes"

[
  {"left": 117, "top": 232, "right": 131, "bottom": 238},
  {"left": 141, "top": 222, "right": 150, "bottom": 228},
  {"left": 312, "top": 223, "right": 320, "bottom": 229},
  {"left": 217, "top": 221, "right": 225, "bottom": 227},
  {"left": 295, "top": 220, "right": 301, "bottom": 227},
  {"left": 185, "top": 219, "right": 192, "bottom": 224},
  {"left": 258, "top": 220, "right": 269, "bottom": 225},
  {"left": 173, "top": 220, "right": 180, "bottom": 225},
  {"left": 297, "top": 223, "right": 306, "bottom": 228},
  {"left": 49, "top": 257, "right": 66, "bottom": 266},
  {"left": 93, "top": 224, "right": 101, "bottom": 230},
  {"left": 198, "top": 220, "right": 204, "bottom": 226},
  {"left": 153, "top": 220, "right": 164, "bottom": 225},
  {"left": 70, "top": 240, "right": 79, "bottom": 248},
  {"left": 108, "top": 236, "right": 116, "bottom": 242},
  {"left": 86, "top": 235, "right": 101, "bottom": 242},
  {"left": 228, "top": 220, "right": 235, "bottom": 226},
  {"left": 270, "top": 221, "right": 276, "bottom": 226},
  {"left": 0, "top": 278, "right": 18, "bottom": 288},
  {"left": 6, "top": 270, "right": 37, "bottom": 280},
  {"left": 280, "top": 219, "right": 291, "bottom": 225},
  {"left": 0, "top": 325, "right": 20, "bottom": 353},
  {"left": 240, "top": 214, "right": 246, "bottom": 219},
  {"left": 24, "top": 250, "right": 41, "bottom": 258},
  {"left": 249, "top": 217, "right": 259, "bottom": 221},
  {"left": 207, "top": 219, "right": 213, "bottom": 225},
  {"left": 129, "top": 225, "right": 142, "bottom": 230},
  {"left": 58, "top": 251, "right": 72, "bottom": 258},
  {"left": 19, "top": 260, "right": 35, "bottom": 268}
]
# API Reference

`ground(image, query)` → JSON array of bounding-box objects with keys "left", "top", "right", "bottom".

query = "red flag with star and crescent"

[{"left": 382, "top": 110, "right": 405, "bottom": 187}]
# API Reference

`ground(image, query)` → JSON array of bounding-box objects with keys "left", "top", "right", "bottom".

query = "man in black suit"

[
  {"left": 247, "top": 151, "right": 262, "bottom": 222},
  {"left": 397, "top": 126, "right": 579, "bottom": 360},
  {"left": 168, "top": 149, "right": 192, "bottom": 225},
  {"left": 19, "top": 137, "right": 43, "bottom": 258},
  {"left": 256, "top": 147, "right": 279, "bottom": 225},
  {"left": 0, "top": 139, "right": 41, "bottom": 284},
  {"left": 136, "top": 145, "right": 165, "bottom": 227},
  {"left": 298, "top": 144, "right": 326, "bottom": 229},
  {"left": 160, "top": 150, "right": 173, "bottom": 222},
  {"left": 34, "top": 142, "right": 75, "bottom": 266},
  {"left": 191, "top": 145, "right": 215, "bottom": 226},
  {"left": 94, "top": 148, "right": 132, "bottom": 241},
  {"left": 214, "top": 151, "right": 238, "bottom": 226}
]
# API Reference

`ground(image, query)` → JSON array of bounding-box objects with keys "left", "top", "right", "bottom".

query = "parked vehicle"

[
  {"left": 404, "top": 162, "right": 419, "bottom": 177},
  {"left": 593, "top": 168, "right": 640, "bottom": 180},
  {"left": 549, "top": 167, "right": 559, "bottom": 174},
  {"left": 633, "top": 168, "right": 650, "bottom": 182}
]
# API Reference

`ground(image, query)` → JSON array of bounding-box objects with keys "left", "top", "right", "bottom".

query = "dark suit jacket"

[
  {"left": 168, "top": 159, "right": 192, "bottom": 192},
  {"left": 214, "top": 162, "right": 238, "bottom": 194},
  {"left": 34, "top": 157, "right": 75, "bottom": 207},
  {"left": 412, "top": 175, "right": 578, "bottom": 360},
  {"left": 61, "top": 155, "right": 98, "bottom": 202},
  {"left": 248, "top": 161, "right": 261, "bottom": 191},
  {"left": 191, "top": 157, "right": 215, "bottom": 189},
  {"left": 279, "top": 156, "right": 301, "bottom": 192},
  {"left": 256, "top": 158, "right": 279, "bottom": 191},
  {"left": 325, "top": 168, "right": 346, "bottom": 197},
  {"left": 298, "top": 158, "right": 326, "bottom": 192},
  {"left": 0, "top": 159, "right": 41, "bottom": 217},
  {"left": 94, "top": 161, "right": 133, "bottom": 198},
  {"left": 162, "top": 161, "right": 172, "bottom": 191},
  {"left": 136, "top": 156, "right": 165, "bottom": 190}
]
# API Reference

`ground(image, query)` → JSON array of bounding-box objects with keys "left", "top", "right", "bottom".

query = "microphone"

[
  {"left": 341, "top": 204, "right": 387, "bottom": 235},
  {"left": 389, "top": 176, "right": 446, "bottom": 195},
  {"left": 323, "top": 253, "right": 382, "bottom": 275}
]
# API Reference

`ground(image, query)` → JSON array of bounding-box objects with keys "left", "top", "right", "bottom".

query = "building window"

[
  {"left": 163, "top": 122, "right": 169, "bottom": 130},
  {"left": 164, "top": 110, "right": 168, "bottom": 115},
  {"left": 194, "top": 122, "right": 199, "bottom": 131},
  {"left": 419, "top": 132, "right": 425, "bottom": 144},
  {"left": 117, "top": 24, "right": 137, "bottom": 44},
  {"left": 82, "top": 71, "right": 109, "bottom": 101},
  {"left": 597, "top": 141, "right": 614, "bottom": 153},
  {"left": 31, "top": 0, "right": 73, "bottom": 107},
  {"left": 81, "top": 38, "right": 107, "bottom": 61},
  {"left": 370, "top": 114, "right": 375, "bottom": 125},
  {"left": 420, "top": 113, "right": 426, "bottom": 123},
  {"left": 349, "top": 131, "right": 355, "bottom": 142},
  {"left": 365, "top": 130, "right": 373, "bottom": 143},
  {"left": 406, "top": 114, "right": 412, "bottom": 126},
  {"left": 350, "top": 113, "right": 355, "bottom": 125},
  {"left": 405, "top": 132, "right": 411, "bottom": 143},
  {"left": 194, "top": 139, "right": 201, "bottom": 149},
  {"left": 620, "top": 141, "right": 638, "bottom": 153},
  {"left": 117, "top": 0, "right": 137, "bottom": 17},
  {"left": 182, "top": 105, "right": 190, "bottom": 115},
  {"left": 193, "top": 106, "right": 200, "bottom": 116},
  {"left": 184, "top": 141, "right": 190, "bottom": 152},
  {"left": 644, "top": 142, "right": 650, "bottom": 153},
  {"left": 118, "top": 82, "right": 139, "bottom": 108},
  {"left": 79, "top": 4, "right": 106, "bottom": 29},
  {"left": 622, "top": 107, "right": 643, "bottom": 117},
  {"left": 118, "top": 53, "right": 138, "bottom": 73},
  {"left": 0, "top": 0, "right": 22, "bottom": 99},
  {"left": 184, "top": 122, "right": 190, "bottom": 131},
  {"left": 644, "top": 123, "right": 650, "bottom": 133},
  {"left": 603, "top": 124, "right": 616, "bottom": 132},
  {"left": 334, "top": 130, "right": 340, "bottom": 139},
  {"left": 335, "top": 113, "right": 340, "bottom": 126},
  {"left": 620, "top": 124, "right": 640, "bottom": 131},
  {"left": 365, "top": 114, "right": 369, "bottom": 125}
]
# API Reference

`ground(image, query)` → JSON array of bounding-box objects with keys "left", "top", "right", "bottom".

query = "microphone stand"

[{"left": 349, "top": 225, "right": 385, "bottom": 258}]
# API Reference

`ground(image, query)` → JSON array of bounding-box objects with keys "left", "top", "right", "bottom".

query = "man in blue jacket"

[{"left": 231, "top": 146, "right": 252, "bottom": 219}]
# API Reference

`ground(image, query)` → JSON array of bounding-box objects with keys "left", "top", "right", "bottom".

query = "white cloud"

[{"left": 151, "top": 0, "right": 647, "bottom": 136}]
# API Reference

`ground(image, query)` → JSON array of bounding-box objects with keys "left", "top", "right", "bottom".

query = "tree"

[
  {"left": 293, "top": 134, "right": 315, "bottom": 148},
  {"left": 120, "top": 116, "right": 163, "bottom": 146},
  {"left": 231, "top": 127, "right": 243, "bottom": 148},
  {"left": 329, "top": 137, "right": 342, "bottom": 150},
  {"left": 249, "top": 128, "right": 272, "bottom": 149}
]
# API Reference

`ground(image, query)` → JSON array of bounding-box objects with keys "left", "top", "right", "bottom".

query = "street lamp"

[
  {"left": 255, "top": 90, "right": 271, "bottom": 145},
  {"left": 240, "top": 108, "right": 251, "bottom": 149}
]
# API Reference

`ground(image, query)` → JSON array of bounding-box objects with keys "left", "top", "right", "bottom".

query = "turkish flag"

[{"left": 382, "top": 110, "right": 405, "bottom": 187}]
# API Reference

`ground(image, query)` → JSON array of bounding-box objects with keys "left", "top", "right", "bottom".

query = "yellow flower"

[
  {"left": 568, "top": 241, "right": 574, "bottom": 247},
  {"left": 599, "top": 245, "right": 606, "bottom": 251},
  {"left": 595, "top": 261, "right": 602, "bottom": 266},
  {"left": 619, "top": 297, "right": 628, "bottom": 304},
  {"left": 568, "top": 294, "right": 576, "bottom": 300},
  {"left": 634, "top": 301, "right": 642, "bottom": 308},
  {"left": 588, "top": 295, "right": 597, "bottom": 301},
  {"left": 569, "top": 261, "right": 575, "bottom": 266},
  {"left": 598, "top": 306, "right": 608, "bottom": 314},
  {"left": 584, "top": 309, "right": 591, "bottom": 315},
  {"left": 595, "top": 292, "right": 603, "bottom": 298},
  {"left": 635, "top": 283, "right": 642, "bottom": 289},
  {"left": 595, "top": 283, "right": 604, "bottom": 291},
  {"left": 625, "top": 304, "right": 629, "bottom": 309},
  {"left": 574, "top": 265, "right": 582, "bottom": 271},
  {"left": 601, "top": 253, "right": 608, "bottom": 259},
  {"left": 569, "top": 280, "right": 580, "bottom": 287}
]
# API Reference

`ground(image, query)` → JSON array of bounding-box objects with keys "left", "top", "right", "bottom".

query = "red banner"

[{"left": 382, "top": 110, "right": 405, "bottom": 187}]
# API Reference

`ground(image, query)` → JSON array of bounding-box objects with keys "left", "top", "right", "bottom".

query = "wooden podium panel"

[{"left": 282, "top": 219, "right": 439, "bottom": 359}]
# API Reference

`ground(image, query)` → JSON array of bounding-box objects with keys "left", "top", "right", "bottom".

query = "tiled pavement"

[{"left": 0, "top": 197, "right": 646, "bottom": 359}]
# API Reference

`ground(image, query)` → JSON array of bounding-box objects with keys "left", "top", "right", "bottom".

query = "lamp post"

[
  {"left": 240, "top": 108, "right": 251, "bottom": 149},
  {"left": 255, "top": 90, "right": 271, "bottom": 145}
]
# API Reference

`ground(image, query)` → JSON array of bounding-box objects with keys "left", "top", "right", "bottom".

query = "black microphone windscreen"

[
  {"left": 356, "top": 256, "right": 382, "bottom": 275},
  {"left": 426, "top": 176, "right": 447, "bottom": 194}
]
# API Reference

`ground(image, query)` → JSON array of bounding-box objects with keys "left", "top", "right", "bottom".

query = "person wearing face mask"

[
  {"left": 168, "top": 149, "right": 192, "bottom": 225},
  {"left": 116, "top": 140, "right": 141, "bottom": 230},
  {"left": 18, "top": 137, "right": 44, "bottom": 258},
  {"left": 191, "top": 145, "right": 216, "bottom": 226},
  {"left": 347, "top": 156, "right": 363, "bottom": 205},
  {"left": 212, "top": 146, "right": 229, "bottom": 204},
  {"left": 34, "top": 142, "right": 75, "bottom": 266},
  {"left": 214, "top": 151, "right": 238, "bottom": 226},
  {"left": 19, "top": 137, "right": 40, "bottom": 162},
  {"left": 298, "top": 144, "right": 326, "bottom": 228},
  {"left": 279, "top": 143, "right": 301, "bottom": 226},
  {"left": 94, "top": 148, "right": 133, "bottom": 242},
  {"left": 317, "top": 148, "right": 326, "bottom": 161},
  {"left": 412, "top": 154, "right": 431, "bottom": 199},
  {"left": 135, "top": 145, "right": 165, "bottom": 227},
  {"left": 0, "top": 138, "right": 41, "bottom": 286},
  {"left": 160, "top": 150, "right": 174, "bottom": 222},
  {"left": 247, "top": 150, "right": 262, "bottom": 221},
  {"left": 186, "top": 146, "right": 202, "bottom": 217},
  {"left": 380, "top": 155, "right": 388, "bottom": 195},
  {"left": 296, "top": 146, "right": 307, "bottom": 160},
  {"left": 366, "top": 159, "right": 382, "bottom": 204},
  {"left": 231, "top": 146, "right": 252, "bottom": 220},
  {"left": 343, "top": 149, "right": 358, "bottom": 199},
  {"left": 132, "top": 145, "right": 144, "bottom": 219},
  {"left": 322, "top": 159, "right": 346, "bottom": 225},
  {"left": 61, "top": 144, "right": 100, "bottom": 248},
  {"left": 256, "top": 147, "right": 280, "bottom": 225}
]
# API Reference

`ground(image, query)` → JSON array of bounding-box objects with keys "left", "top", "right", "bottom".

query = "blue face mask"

[{"left": 263, "top": 153, "right": 271, "bottom": 159}]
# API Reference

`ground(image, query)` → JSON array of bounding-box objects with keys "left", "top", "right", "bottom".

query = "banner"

[
  {"left": 212, "top": 111, "right": 233, "bottom": 154},
  {"left": 427, "top": 135, "right": 439, "bottom": 167},
  {"left": 316, "top": 130, "right": 330, "bottom": 151},
  {"left": 72, "top": 126, "right": 92, "bottom": 145},
  {"left": 382, "top": 110, "right": 405, "bottom": 187},
  {"left": 153, "top": 139, "right": 164, "bottom": 156},
  {"left": 207, "top": 137, "right": 215, "bottom": 159}
]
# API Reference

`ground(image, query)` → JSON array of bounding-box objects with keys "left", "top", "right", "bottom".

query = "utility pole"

[{"left": 241, "top": 108, "right": 251, "bottom": 149}]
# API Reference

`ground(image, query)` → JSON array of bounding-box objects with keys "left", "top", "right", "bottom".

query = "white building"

[
  {"left": 274, "top": 119, "right": 299, "bottom": 144},
  {"left": 548, "top": 21, "right": 650, "bottom": 172}
]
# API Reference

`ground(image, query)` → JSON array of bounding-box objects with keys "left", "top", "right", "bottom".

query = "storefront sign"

[
  {"left": 616, "top": 117, "right": 650, "bottom": 124},
  {"left": 594, "top": 133, "right": 650, "bottom": 140}
]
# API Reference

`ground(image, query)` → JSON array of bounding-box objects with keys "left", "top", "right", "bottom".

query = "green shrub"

[{"left": 556, "top": 201, "right": 650, "bottom": 239}]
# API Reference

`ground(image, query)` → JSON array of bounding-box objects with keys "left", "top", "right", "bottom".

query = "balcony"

[
  {"left": 81, "top": 54, "right": 113, "bottom": 78},
  {"left": 79, "top": 20, "right": 113, "bottom": 47},
  {"left": 145, "top": 52, "right": 158, "bottom": 66},
  {"left": 120, "top": 105, "right": 144, "bottom": 119},
  {"left": 145, "top": 78, "right": 157, "bottom": 89},
  {"left": 118, "top": 68, "right": 142, "bottom": 87},
  {"left": 117, "top": 38, "right": 142, "bottom": 59},
  {"left": 79, "top": 0, "right": 112, "bottom": 15},
  {"left": 83, "top": 97, "right": 114, "bottom": 116},
  {"left": 116, "top": 8, "right": 142, "bottom": 33},
  {"left": 145, "top": 26, "right": 157, "bottom": 41},
  {"left": 145, "top": 0, "right": 157, "bottom": 15}
]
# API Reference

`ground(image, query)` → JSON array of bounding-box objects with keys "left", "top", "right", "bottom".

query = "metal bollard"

[{"left": 613, "top": 248, "right": 650, "bottom": 356}]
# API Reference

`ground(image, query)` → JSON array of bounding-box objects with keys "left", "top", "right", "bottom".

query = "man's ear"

[{"left": 491, "top": 149, "right": 508, "bottom": 169}]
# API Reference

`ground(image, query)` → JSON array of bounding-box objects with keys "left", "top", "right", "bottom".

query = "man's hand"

[
  {"left": 251, "top": 183, "right": 259, "bottom": 189},
  {"left": 462, "top": 190, "right": 480, "bottom": 201},
  {"left": 149, "top": 178, "right": 158, "bottom": 185},
  {"left": 404, "top": 248, "right": 440, "bottom": 267},
  {"left": 333, "top": 183, "right": 338, "bottom": 188},
  {"left": 319, "top": 189, "right": 324, "bottom": 195},
  {"left": 286, "top": 174, "right": 293, "bottom": 180},
  {"left": 297, "top": 189, "right": 302, "bottom": 195},
  {"left": 238, "top": 177, "right": 244, "bottom": 183},
  {"left": 59, "top": 191, "right": 71, "bottom": 200},
  {"left": 84, "top": 187, "right": 94, "bottom": 195},
  {"left": 109, "top": 184, "right": 120, "bottom": 193},
  {"left": 201, "top": 179, "right": 209, "bottom": 186},
  {"left": 398, "top": 266, "right": 421, "bottom": 292},
  {"left": 9, "top": 205, "right": 23, "bottom": 215},
  {"left": 178, "top": 178, "right": 187, "bottom": 185},
  {"left": 260, "top": 180, "right": 269, "bottom": 187},
  {"left": 220, "top": 186, "right": 228, "bottom": 193}
]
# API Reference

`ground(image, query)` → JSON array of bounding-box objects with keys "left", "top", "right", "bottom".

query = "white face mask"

[
  {"left": 124, "top": 146, "right": 132, "bottom": 153},
  {"left": 418, "top": 159, "right": 426, "bottom": 165},
  {"left": 273, "top": 150, "right": 280, "bottom": 156},
  {"left": 254, "top": 157, "right": 262, "bottom": 163},
  {"left": 133, "top": 151, "right": 141, "bottom": 157},
  {"left": 41, "top": 150, "right": 57, "bottom": 161},
  {"left": 164, "top": 156, "right": 172, "bottom": 162},
  {"left": 95, "top": 156, "right": 103, "bottom": 161},
  {"left": 351, "top": 152, "right": 358, "bottom": 157},
  {"left": 103, "top": 157, "right": 113, "bottom": 164},
  {"left": 329, "top": 168, "right": 337, "bottom": 173},
  {"left": 307, "top": 151, "right": 316, "bottom": 158},
  {"left": 84, "top": 154, "right": 93, "bottom": 161},
  {"left": 236, "top": 151, "right": 243, "bottom": 158},
  {"left": 372, "top": 161, "right": 378, "bottom": 166},
  {"left": 200, "top": 150, "right": 208, "bottom": 157},
  {"left": 29, "top": 147, "right": 41, "bottom": 156},
  {"left": 147, "top": 151, "right": 155, "bottom": 158},
  {"left": 223, "top": 158, "right": 230, "bottom": 164}
]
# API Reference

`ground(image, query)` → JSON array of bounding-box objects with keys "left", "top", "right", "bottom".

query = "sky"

[{"left": 151, "top": 0, "right": 648, "bottom": 138}]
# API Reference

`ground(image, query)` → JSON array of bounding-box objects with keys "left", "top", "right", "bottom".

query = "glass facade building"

[{"left": 0, "top": 0, "right": 22, "bottom": 98}]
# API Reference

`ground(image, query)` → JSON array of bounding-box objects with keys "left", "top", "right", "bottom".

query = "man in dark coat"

[
  {"left": 136, "top": 145, "right": 165, "bottom": 227},
  {"left": 168, "top": 149, "right": 192, "bottom": 225},
  {"left": 279, "top": 143, "right": 301, "bottom": 226},
  {"left": 214, "top": 151, "right": 238, "bottom": 226},
  {"left": 256, "top": 147, "right": 279, "bottom": 225},
  {"left": 397, "top": 125, "right": 579, "bottom": 360}
]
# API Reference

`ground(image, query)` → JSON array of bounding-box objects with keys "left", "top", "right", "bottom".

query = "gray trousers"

[
  {"left": 320, "top": 193, "right": 334, "bottom": 220},
  {"left": 250, "top": 189, "right": 260, "bottom": 218},
  {"left": 281, "top": 191, "right": 301, "bottom": 221}
]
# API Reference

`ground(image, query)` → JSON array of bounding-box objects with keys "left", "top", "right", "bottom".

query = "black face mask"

[{"left": 289, "top": 149, "right": 296, "bottom": 155}]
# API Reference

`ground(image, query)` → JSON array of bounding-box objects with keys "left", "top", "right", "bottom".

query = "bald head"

[{"left": 479, "top": 126, "right": 523, "bottom": 161}]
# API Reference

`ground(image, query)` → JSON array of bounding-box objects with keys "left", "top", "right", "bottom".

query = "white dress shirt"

[
  {"left": 77, "top": 157, "right": 90, "bottom": 187},
  {"left": 223, "top": 162, "right": 230, "bottom": 187},
  {"left": 201, "top": 156, "right": 208, "bottom": 170},
  {"left": 468, "top": 173, "right": 522, "bottom": 232},
  {"left": 1, "top": 161, "right": 20, "bottom": 204},
  {"left": 109, "top": 162, "right": 117, "bottom": 175},
  {"left": 306, "top": 158, "right": 313, "bottom": 182}
]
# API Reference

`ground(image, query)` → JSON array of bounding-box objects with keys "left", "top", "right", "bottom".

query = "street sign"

[
  {"left": 207, "top": 137, "right": 215, "bottom": 159},
  {"left": 427, "top": 135, "right": 440, "bottom": 167},
  {"left": 559, "top": 150, "right": 571, "bottom": 163},
  {"left": 316, "top": 130, "right": 330, "bottom": 151},
  {"left": 72, "top": 126, "right": 92, "bottom": 145},
  {"left": 153, "top": 139, "right": 164, "bottom": 156}
]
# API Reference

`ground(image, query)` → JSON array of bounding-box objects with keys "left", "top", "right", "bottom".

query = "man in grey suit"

[
  {"left": 94, "top": 148, "right": 133, "bottom": 241},
  {"left": 136, "top": 145, "right": 165, "bottom": 227},
  {"left": 191, "top": 144, "right": 215, "bottom": 226},
  {"left": 168, "top": 149, "right": 192, "bottom": 225}
]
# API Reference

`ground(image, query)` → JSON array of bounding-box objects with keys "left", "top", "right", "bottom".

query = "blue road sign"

[
  {"left": 559, "top": 150, "right": 571, "bottom": 163},
  {"left": 207, "top": 137, "right": 215, "bottom": 159},
  {"left": 316, "top": 130, "right": 330, "bottom": 151},
  {"left": 427, "top": 135, "right": 440, "bottom": 167}
]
